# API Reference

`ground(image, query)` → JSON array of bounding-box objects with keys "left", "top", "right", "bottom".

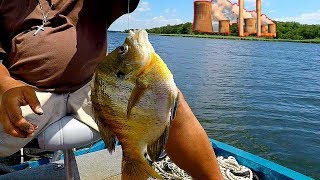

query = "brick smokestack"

[
  {"left": 256, "top": 0, "right": 261, "bottom": 37},
  {"left": 193, "top": 1, "right": 213, "bottom": 33},
  {"left": 261, "top": 25, "right": 268, "bottom": 34},
  {"left": 244, "top": 18, "right": 256, "bottom": 34},
  {"left": 238, "top": 0, "right": 244, "bottom": 36},
  {"left": 268, "top": 24, "right": 276, "bottom": 37},
  {"left": 219, "top": 20, "right": 230, "bottom": 34}
]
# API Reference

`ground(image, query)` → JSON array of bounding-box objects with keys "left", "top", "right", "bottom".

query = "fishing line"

[{"left": 127, "top": 0, "right": 130, "bottom": 31}]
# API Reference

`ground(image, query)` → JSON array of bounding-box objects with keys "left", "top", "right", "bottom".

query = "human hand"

[{"left": 0, "top": 78, "right": 43, "bottom": 138}]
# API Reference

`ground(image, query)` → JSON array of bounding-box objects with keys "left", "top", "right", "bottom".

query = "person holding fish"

[{"left": 0, "top": 0, "right": 223, "bottom": 179}]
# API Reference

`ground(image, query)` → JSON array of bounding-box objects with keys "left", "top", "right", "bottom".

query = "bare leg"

[{"left": 165, "top": 90, "right": 224, "bottom": 180}]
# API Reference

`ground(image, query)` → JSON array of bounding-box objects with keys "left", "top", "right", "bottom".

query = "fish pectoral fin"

[
  {"left": 147, "top": 125, "right": 170, "bottom": 162},
  {"left": 127, "top": 82, "right": 148, "bottom": 119}
]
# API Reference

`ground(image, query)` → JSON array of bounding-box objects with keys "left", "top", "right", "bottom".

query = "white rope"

[
  {"left": 152, "top": 156, "right": 254, "bottom": 180},
  {"left": 152, "top": 156, "right": 192, "bottom": 180},
  {"left": 217, "top": 156, "right": 253, "bottom": 180}
]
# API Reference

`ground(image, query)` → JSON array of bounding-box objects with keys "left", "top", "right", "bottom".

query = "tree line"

[{"left": 145, "top": 22, "right": 320, "bottom": 40}]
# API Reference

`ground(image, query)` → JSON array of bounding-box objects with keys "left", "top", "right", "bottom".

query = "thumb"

[{"left": 23, "top": 87, "right": 43, "bottom": 115}]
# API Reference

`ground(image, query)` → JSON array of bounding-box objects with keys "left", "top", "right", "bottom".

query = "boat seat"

[
  {"left": 36, "top": 116, "right": 100, "bottom": 151},
  {"left": 25, "top": 116, "right": 101, "bottom": 180}
]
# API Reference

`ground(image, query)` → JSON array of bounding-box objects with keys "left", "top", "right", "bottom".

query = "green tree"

[
  {"left": 230, "top": 23, "right": 238, "bottom": 36},
  {"left": 145, "top": 21, "right": 320, "bottom": 41},
  {"left": 275, "top": 21, "right": 320, "bottom": 40}
]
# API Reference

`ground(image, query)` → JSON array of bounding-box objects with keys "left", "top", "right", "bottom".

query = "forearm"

[
  {"left": 165, "top": 90, "right": 224, "bottom": 180},
  {"left": 0, "top": 63, "right": 9, "bottom": 76},
  {"left": 0, "top": 64, "right": 21, "bottom": 94}
]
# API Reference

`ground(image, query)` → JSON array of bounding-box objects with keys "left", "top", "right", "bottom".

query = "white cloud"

[
  {"left": 109, "top": 14, "right": 184, "bottom": 31},
  {"left": 150, "top": 16, "right": 183, "bottom": 26},
  {"left": 109, "top": 1, "right": 184, "bottom": 31},
  {"left": 229, "top": 0, "right": 269, "bottom": 9},
  {"left": 229, "top": 0, "right": 263, "bottom": 3},
  {"left": 229, "top": 0, "right": 256, "bottom": 5},
  {"left": 164, "top": 8, "right": 177, "bottom": 14},
  {"left": 136, "top": 1, "right": 151, "bottom": 12},
  {"left": 275, "top": 10, "right": 320, "bottom": 25},
  {"left": 268, "top": 9, "right": 276, "bottom": 13}
]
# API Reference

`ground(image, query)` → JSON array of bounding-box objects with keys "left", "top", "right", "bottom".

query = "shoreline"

[{"left": 148, "top": 33, "right": 320, "bottom": 44}]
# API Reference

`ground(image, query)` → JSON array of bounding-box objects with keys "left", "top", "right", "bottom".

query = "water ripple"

[{"left": 108, "top": 32, "right": 320, "bottom": 179}]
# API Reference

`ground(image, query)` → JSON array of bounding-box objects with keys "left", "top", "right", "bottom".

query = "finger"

[
  {"left": 23, "top": 88, "right": 43, "bottom": 115},
  {"left": 2, "top": 116, "right": 29, "bottom": 138},
  {"left": 5, "top": 101, "right": 37, "bottom": 134},
  {"left": 13, "top": 117, "right": 36, "bottom": 134},
  {"left": 31, "top": 123, "right": 39, "bottom": 130}
]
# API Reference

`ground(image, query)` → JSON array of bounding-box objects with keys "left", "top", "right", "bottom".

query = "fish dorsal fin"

[{"left": 147, "top": 125, "right": 170, "bottom": 162}]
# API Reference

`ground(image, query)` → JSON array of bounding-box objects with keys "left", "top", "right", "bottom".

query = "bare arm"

[
  {"left": 0, "top": 63, "right": 43, "bottom": 138},
  {"left": 165, "top": 89, "right": 224, "bottom": 180},
  {"left": 0, "top": 63, "right": 19, "bottom": 93}
]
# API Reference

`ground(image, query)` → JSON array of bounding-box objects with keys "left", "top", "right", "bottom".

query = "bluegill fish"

[{"left": 91, "top": 30, "right": 179, "bottom": 180}]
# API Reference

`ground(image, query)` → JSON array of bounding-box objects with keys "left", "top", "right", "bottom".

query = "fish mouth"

[{"left": 116, "top": 71, "right": 126, "bottom": 79}]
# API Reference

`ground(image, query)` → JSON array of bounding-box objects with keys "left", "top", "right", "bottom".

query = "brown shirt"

[{"left": 0, "top": 0, "right": 139, "bottom": 93}]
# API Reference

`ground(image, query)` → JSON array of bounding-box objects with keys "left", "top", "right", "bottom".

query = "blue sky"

[{"left": 109, "top": 0, "right": 320, "bottom": 31}]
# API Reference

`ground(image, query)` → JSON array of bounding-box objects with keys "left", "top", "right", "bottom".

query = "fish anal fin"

[
  {"left": 147, "top": 125, "right": 170, "bottom": 162},
  {"left": 127, "top": 82, "right": 148, "bottom": 119},
  {"left": 122, "top": 155, "right": 163, "bottom": 180}
]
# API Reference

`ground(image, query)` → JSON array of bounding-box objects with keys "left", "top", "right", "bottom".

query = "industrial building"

[{"left": 193, "top": 0, "right": 276, "bottom": 38}]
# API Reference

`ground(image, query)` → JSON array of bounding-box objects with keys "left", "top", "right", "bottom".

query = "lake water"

[{"left": 108, "top": 32, "right": 320, "bottom": 179}]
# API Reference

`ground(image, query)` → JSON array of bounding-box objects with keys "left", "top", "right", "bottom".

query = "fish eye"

[{"left": 118, "top": 44, "right": 128, "bottom": 55}]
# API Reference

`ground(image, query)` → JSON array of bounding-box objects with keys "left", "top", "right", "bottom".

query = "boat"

[
  {"left": 0, "top": 138, "right": 313, "bottom": 180},
  {"left": 210, "top": 139, "right": 313, "bottom": 180}
]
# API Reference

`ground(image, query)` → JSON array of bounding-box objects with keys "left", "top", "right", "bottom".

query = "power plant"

[{"left": 193, "top": 0, "right": 276, "bottom": 38}]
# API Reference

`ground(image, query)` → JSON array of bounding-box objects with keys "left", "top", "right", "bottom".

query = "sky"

[{"left": 109, "top": 0, "right": 320, "bottom": 31}]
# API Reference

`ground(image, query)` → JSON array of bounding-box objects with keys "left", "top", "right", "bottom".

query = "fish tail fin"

[{"left": 122, "top": 156, "right": 163, "bottom": 180}]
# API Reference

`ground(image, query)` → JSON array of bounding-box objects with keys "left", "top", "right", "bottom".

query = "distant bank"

[
  {"left": 150, "top": 33, "right": 320, "bottom": 44},
  {"left": 128, "top": 22, "right": 320, "bottom": 44}
]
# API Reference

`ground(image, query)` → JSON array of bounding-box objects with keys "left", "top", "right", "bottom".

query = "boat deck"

[
  {"left": 0, "top": 147, "right": 124, "bottom": 180},
  {"left": 0, "top": 139, "right": 314, "bottom": 180}
]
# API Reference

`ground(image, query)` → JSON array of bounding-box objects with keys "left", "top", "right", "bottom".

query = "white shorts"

[{"left": 0, "top": 82, "right": 98, "bottom": 157}]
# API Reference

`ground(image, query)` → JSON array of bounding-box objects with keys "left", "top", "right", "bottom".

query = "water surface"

[{"left": 108, "top": 32, "right": 320, "bottom": 179}]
